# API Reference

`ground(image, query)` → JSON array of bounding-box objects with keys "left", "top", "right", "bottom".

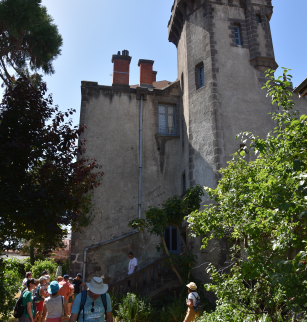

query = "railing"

[{"left": 109, "top": 256, "right": 180, "bottom": 296}]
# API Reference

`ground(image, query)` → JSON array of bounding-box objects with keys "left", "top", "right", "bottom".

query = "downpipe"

[{"left": 138, "top": 94, "right": 143, "bottom": 219}]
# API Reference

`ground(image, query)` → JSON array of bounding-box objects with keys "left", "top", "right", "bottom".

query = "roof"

[
  {"left": 293, "top": 77, "right": 307, "bottom": 98},
  {"left": 130, "top": 80, "right": 173, "bottom": 89}
]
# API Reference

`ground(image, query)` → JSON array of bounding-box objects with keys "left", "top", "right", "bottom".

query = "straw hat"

[
  {"left": 86, "top": 277, "right": 108, "bottom": 295},
  {"left": 47, "top": 281, "right": 63, "bottom": 294},
  {"left": 186, "top": 282, "right": 197, "bottom": 290}
]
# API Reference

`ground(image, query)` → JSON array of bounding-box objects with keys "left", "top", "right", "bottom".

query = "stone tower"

[{"left": 168, "top": 0, "right": 278, "bottom": 193}]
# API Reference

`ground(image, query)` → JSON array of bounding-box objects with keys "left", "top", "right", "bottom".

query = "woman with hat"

[
  {"left": 41, "top": 281, "right": 68, "bottom": 322},
  {"left": 184, "top": 282, "right": 200, "bottom": 322},
  {"left": 69, "top": 276, "right": 113, "bottom": 322}
]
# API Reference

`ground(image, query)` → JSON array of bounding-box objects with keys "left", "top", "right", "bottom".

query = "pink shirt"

[{"left": 58, "top": 281, "right": 73, "bottom": 301}]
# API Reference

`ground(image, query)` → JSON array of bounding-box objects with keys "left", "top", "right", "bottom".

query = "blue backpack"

[{"left": 77, "top": 290, "right": 108, "bottom": 321}]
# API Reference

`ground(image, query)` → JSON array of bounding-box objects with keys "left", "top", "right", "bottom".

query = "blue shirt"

[{"left": 71, "top": 292, "right": 112, "bottom": 322}]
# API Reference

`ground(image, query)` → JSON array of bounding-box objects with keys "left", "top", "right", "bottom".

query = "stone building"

[{"left": 71, "top": 0, "right": 307, "bottom": 297}]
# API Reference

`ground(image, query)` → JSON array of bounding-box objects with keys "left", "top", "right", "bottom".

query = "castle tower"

[{"left": 169, "top": 0, "right": 277, "bottom": 190}]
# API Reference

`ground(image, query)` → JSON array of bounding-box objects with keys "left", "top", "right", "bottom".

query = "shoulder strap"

[
  {"left": 77, "top": 290, "right": 87, "bottom": 322},
  {"left": 101, "top": 293, "right": 107, "bottom": 317},
  {"left": 61, "top": 296, "right": 64, "bottom": 315}
]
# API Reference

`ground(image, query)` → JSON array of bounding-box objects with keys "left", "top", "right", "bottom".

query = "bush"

[{"left": 24, "top": 258, "right": 57, "bottom": 280}]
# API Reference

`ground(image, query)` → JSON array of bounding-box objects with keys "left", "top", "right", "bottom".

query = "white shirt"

[
  {"left": 128, "top": 257, "right": 138, "bottom": 275},
  {"left": 188, "top": 292, "right": 199, "bottom": 306}
]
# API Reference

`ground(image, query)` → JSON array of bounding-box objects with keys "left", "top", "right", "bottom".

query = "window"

[
  {"left": 158, "top": 105, "right": 176, "bottom": 136},
  {"left": 164, "top": 225, "right": 180, "bottom": 254},
  {"left": 182, "top": 172, "right": 186, "bottom": 195},
  {"left": 196, "top": 64, "right": 205, "bottom": 89},
  {"left": 256, "top": 14, "right": 262, "bottom": 23},
  {"left": 234, "top": 25, "right": 242, "bottom": 45}
]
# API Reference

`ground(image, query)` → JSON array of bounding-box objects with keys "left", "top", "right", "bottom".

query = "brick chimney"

[
  {"left": 138, "top": 59, "right": 154, "bottom": 87},
  {"left": 152, "top": 71, "right": 157, "bottom": 83},
  {"left": 112, "top": 50, "right": 131, "bottom": 86}
]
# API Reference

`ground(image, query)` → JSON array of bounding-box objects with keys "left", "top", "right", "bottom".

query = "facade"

[{"left": 71, "top": 0, "right": 307, "bottom": 297}]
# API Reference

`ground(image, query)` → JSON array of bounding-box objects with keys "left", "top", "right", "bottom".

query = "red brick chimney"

[
  {"left": 112, "top": 50, "right": 131, "bottom": 86},
  {"left": 138, "top": 59, "right": 154, "bottom": 87},
  {"left": 152, "top": 71, "right": 157, "bottom": 83}
]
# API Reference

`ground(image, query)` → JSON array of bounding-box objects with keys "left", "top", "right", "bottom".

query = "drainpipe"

[{"left": 138, "top": 95, "right": 143, "bottom": 219}]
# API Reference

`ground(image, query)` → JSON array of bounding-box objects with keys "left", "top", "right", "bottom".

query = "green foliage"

[
  {"left": 114, "top": 293, "right": 153, "bottom": 322},
  {"left": 0, "top": 258, "right": 23, "bottom": 321},
  {"left": 60, "top": 259, "right": 70, "bottom": 276},
  {"left": 0, "top": 0, "right": 63, "bottom": 85},
  {"left": 188, "top": 69, "right": 307, "bottom": 321},
  {"left": 24, "top": 258, "right": 57, "bottom": 280},
  {"left": 0, "top": 76, "right": 103, "bottom": 252}
]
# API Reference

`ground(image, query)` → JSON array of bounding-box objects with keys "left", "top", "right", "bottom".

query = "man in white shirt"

[{"left": 128, "top": 252, "right": 138, "bottom": 275}]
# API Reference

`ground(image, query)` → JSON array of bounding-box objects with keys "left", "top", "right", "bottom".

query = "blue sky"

[{"left": 39, "top": 0, "right": 307, "bottom": 127}]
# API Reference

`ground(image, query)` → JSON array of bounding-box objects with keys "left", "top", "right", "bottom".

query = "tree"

[
  {"left": 0, "top": 76, "right": 103, "bottom": 253},
  {"left": 188, "top": 69, "right": 307, "bottom": 321},
  {"left": 0, "top": 0, "right": 62, "bottom": 85},
  {"left": 129, "top": 186, "right": 204, "bottom": 284}
]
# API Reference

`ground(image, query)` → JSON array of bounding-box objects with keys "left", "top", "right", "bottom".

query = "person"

[
  {"left": 67, "top": 277, "right": 75, "bottom": 315},
  {"left": 184, "top": 282, "right": 200, "bottom": 322},
  {"left": 69, "top": 276, "right": 113, "bottom": 322},
  {"left": 57, "top": 276, "right": 63, "bottom": 283},
  {"left": 41, "top": 270, "right": 49, "bottom": 276},
  {"left": 19, "top": 278, "right": 37, "bottom": 322},
  {"left": 128, "top": 252, "right": 138, "bottom": 275},
  {"left": 34, "top": 276, "right": 47, "bottom": 322},
  {"left": 42, "top": 281, "right": 68, "bottom": 322},
  {"left": 58, "top": 275, "right": 73, "bottom": 302},
  {"left": 22, "top": 272, "right": 32, "bottom": 287},
  {"left": 72, "top": 273, "right": 85, "bottom": 297}
]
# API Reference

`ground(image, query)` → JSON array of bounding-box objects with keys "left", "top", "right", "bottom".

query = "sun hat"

[
  {"left": 47, "top": 281, "right": 63, "bottom": 294},
  {"left": 86, "top": 277, "right": 108, "bottom": 295},
  {"left": 63, "top": 274, "right": 69, "bottom": 280},
  {"left": 39, "top": 276, "right": 47, "bottom": 283},
  {"left": 186, "top": 282, "right": 197, "bottom": 290}
]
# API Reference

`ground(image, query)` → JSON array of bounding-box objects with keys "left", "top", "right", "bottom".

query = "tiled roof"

[{"left": 130, "top": 80, "right": 172, "bottom": 89}]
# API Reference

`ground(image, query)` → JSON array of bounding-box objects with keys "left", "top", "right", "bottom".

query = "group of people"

[{"left": 17, "top": 252, "right": 200, "bottom": 322}]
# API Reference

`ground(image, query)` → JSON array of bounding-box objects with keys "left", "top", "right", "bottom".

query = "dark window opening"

[
  {"left": 196, "top": 63, "right": 205, "bottom": 89},
  {"left": 164, "top": 225, "right": 180, "bottom": 254},
  {"left": 256, "top": 14, "right": 262, "bottom": 23},
  {"left": 172, "top": 227, "right": 177, "bottom": 251},
  {"left": 182, "top": 172, "right": 186, "bottom": 194},
  {"left": 158, "top": 105, "right": 176, "bottom": 136},
  {"left": 234, "top": 25, "right": 242, "bottom": 45},
  {"left": 181, "top": 72, "right": 184, "bottom": 95},
  {"left": 143, "top": 272, "right": 146, "bottom": 285},
  {"left": 150, "top": 268, "right": 154, "bottom": 281}
]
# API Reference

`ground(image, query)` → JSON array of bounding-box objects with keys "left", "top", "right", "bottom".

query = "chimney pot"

[
  {"left": 138, "top": 59, "right": 154, "bottom": 87},
  {"left": 111, "top": 50, "right": 132, "bottom": 86}
]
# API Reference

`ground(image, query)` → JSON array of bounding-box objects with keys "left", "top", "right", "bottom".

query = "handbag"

[{"left": 61, "top": 296, "right": 70, "bottom": 322}]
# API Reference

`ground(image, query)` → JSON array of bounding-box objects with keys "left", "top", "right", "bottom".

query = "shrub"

[{"left": 24, "top": 258, "right": 57, "bottom": 280}]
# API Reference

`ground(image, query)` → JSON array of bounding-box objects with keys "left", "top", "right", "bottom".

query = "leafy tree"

[
  {"left": 0, "top": 76, "right": 103, "bottom": 254},
  {"left": 0, "top": 0, "right": 62, "bottom": 85},
  {"left": 129, "top": 186, "right": 204, "bottom": 284},
  {"left": 188, "top": 69, "right": 307, "bottom": 321}
]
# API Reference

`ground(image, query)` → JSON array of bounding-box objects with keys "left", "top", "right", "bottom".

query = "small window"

[
  {"left": 196, "top": 64, "right": 205, "bottom": 89},
  {"left": 256, "top": 14, "right": 262, "bottom": 23},
  {"left": 164, "top": 225, "right": 180, "bottom": 254},
  {"left": 234, "top": 25, "right": 242, "bottom": 46},
  {"left": 158, "top": 105, "right": 176, "bottom": 136},
  {"left": 181, "top": 72, "right": 184, "bottom": 95},
  {"left": 182, "top": 172, "right": 186, "bottom": 194}
]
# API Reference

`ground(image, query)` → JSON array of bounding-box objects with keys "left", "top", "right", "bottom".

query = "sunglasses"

[{"left": 91, "top": 301, "right": 95, "bottom": 313}]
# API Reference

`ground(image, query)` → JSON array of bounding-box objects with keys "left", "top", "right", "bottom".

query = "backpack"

[
  {"left": 13, "top": 289, "right": 26, "bottom": 318},
  {"left": 77, "top": 290, "right": 108, "bottom": 321},
  {"left": 33, "top": 285, "right": 43, "bottom": 303},
  {"left": 191, "top": 292, "right": 202, "bottom": 313}
]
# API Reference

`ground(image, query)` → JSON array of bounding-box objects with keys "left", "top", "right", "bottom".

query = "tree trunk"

[
  {"left": 29, "top": 241, "right": 35, "bottom": 265},
  {"left": 161, "top": 236, "right": 183, "bottom": 284}
]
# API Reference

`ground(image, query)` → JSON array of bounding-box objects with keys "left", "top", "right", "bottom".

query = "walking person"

[
  {"left": 184, "top": 282, "right": 200, "bottom": 322},
  {"left": 34, "top": 276, "right": 47, "bottom": 322},
  {"left": 18, "top": 278, "right": 37, "bottom": 322},
  {"left": 58, "top": 275, "right": 73, "bottom": 302},
  {"left": 69, "top": 276, "right": 113, "bottom": 322},
  {"left": 22, "top": 272, "right": 32, "bottom": 287},
  {"left": 128, "top": 252, "right": 138, "bottom": 275},
  {"left": 67, "top": 277, "right": 75, "bottom": 315},
  {"left": 41, "top": 281, "right": 68, "bottom": 322},
  {"left": 72, "top": 273, "right": 85, "bottom": 297}
]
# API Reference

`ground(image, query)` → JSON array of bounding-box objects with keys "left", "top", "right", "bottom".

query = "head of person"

[
  {"left": 39, "top": 276, "right": 47, "bottom": 285},
  {"left": 41, "top": 270, "right": 48, "bottom": 276},
  {"left": 44, "top": 275, "right": 50, "bottom": 283},
  {"left": 76, "top": 273, "right": 82, "bottom": 280},
  {"left": 25, "top": 271, "right": 32, "bottom": 279},
  {"left": 27, "top": 278, "right": 37, "bottom": 290},
  {"left": 128, "top": 252, "right": 134, "bottom": 259},
  {"left": 57, "top": 276, "right": 63, "bottom": 283},
  {"left": 86, "top": 277, "right": 108, "bottom": 300},
  {"left": 47, "top": 281, "right": 62, "bottom": 296},
  {"left": 69, "top": 277, "right": 73, "bottom": 284},
  {"left": 63, "top": 274, "right": 69, "bottom": 281},
  {"left": 186, "top": 282, "right": 197, "bottom": 293}
]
